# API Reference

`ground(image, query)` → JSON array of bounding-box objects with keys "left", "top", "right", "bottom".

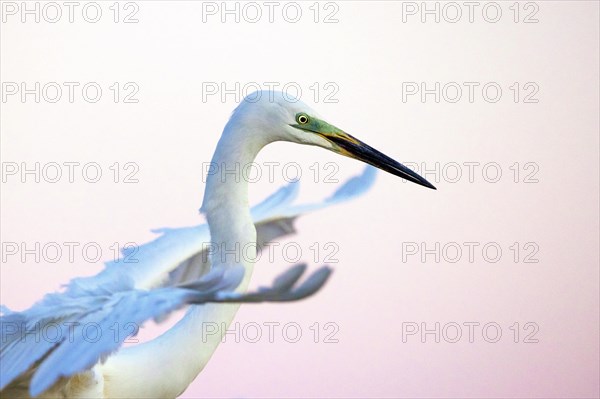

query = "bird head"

[{"left": 230, "top": 90, "right": 436, "bottom": 190}]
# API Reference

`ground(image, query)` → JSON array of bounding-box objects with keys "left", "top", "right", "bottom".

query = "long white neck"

[
  {"left": 102, "top": 122, "right": 270, "bottom": 398},
  {"left": 200, "top": 125, "right": 266, "bottom": 273}
]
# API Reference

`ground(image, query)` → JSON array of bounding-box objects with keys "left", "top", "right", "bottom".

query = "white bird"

[{"left": 0, "top": 91, "right": 435, "bottom": 398}]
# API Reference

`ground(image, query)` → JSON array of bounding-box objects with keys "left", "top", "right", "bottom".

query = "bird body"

[{"left": 1, "top": 91, "right": 434, "bottom": 398}]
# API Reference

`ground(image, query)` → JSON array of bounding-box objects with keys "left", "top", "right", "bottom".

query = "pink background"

[{"left": 1, "top": 2, "right": 598, "bottom": 398}]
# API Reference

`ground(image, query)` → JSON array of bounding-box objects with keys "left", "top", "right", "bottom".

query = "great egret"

[{"left": 0, "top": 91, "right": 435, "bottom": 398}]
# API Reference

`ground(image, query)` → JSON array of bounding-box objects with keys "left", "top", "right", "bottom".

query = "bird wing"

[
  {"left": 48, "top": 173, "right": 299, "bottom": 296},
  {"left": 166, "top": 165, "right": 377, "bottom": 287},
  {"left": 166, "top": 217, "right": 297, "bottom": 288},
  {"left": 0, "top": 166, "right": 377, "bottom": 395},
  {"left": 1, "top": 263, "right": 332, "bottom": 396}
]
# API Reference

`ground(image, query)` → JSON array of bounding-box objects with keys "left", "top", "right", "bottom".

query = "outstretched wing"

[
  {"left": 1, "top": 264, "right": 332, "bottom": 396},
  {"left": 166, "top": 166, "right": 377, "bottom": 287},
  {"left": 66, "top": 166, "right": 375, "bottom": 292},
  {"left": 0, "top": 166, "right": 376, "bottom": 395}
]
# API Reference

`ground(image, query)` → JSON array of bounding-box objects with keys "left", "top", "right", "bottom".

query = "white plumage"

[{"left": 1, "top": 91, "right": 433, "bottom": 398}]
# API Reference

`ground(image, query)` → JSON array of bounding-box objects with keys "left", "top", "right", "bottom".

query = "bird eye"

[{"left": 297, "top": 114, "right": 309, "bottom": 124}]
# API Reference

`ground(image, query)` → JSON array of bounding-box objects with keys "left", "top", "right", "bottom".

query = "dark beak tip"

[
  {"left": 330, "top": 134, "right": 437, "bottom": 191},
  {"left": 425, "top": 181, "right": 437, "bottom": 190}
]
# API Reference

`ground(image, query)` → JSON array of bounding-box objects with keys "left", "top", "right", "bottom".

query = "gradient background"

[{"left": 1, "top": 1, "right": 598, "bottom": 398}]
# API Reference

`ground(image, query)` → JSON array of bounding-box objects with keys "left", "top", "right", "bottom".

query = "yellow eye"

[{"left": 297, "top": 114, "right": 309, "bottom": 124}]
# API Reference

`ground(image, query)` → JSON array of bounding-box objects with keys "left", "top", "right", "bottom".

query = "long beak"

[{"left": 319, "top": 131, "right": 436, "bottom": 190}]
